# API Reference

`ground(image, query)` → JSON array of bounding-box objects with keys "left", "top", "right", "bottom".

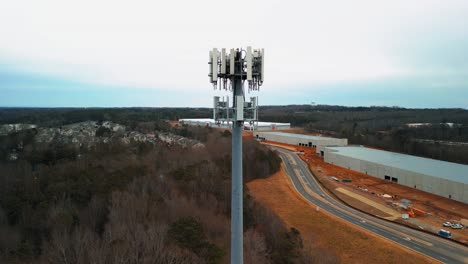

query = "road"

[{"left": 270, "top": 146, "right": 467, "bottom": 264}]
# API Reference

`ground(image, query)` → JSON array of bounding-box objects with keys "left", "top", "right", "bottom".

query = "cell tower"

[{"left": 209, "top": 47, "right": 264, "bottom": 264}]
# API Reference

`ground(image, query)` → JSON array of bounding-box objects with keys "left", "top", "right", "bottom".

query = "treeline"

[
  {"left": 2, "top": 105, "right": 467, "bottom": 163},
  {"left": 260, "top": 105, "right": 468, "bottom": 164},
  {"left": 338, "top": 127, "right": 468, "bottom": 164},
  {"left": 261, "top": 105, "right": 468, "bottom": 128},
  {"left": 0, "top": 122, "right": 323, "bottom": 263},
  {"left": 0, "top": 107, "right": 211, "bottom": 128}
]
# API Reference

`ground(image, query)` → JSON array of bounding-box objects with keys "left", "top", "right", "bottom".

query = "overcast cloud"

[{"left": 1, "top": 0, "right": 467, "bottom": 107}]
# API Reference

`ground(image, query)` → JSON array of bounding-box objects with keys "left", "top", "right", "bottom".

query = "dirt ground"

[
  {"left": 247, "top": 164, "right": 439, "bottom": 263},
  {"left": 268, "top": 141, "right": 468, "bottom": 244}
]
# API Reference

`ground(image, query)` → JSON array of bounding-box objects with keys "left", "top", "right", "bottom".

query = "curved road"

[{"left": 271, "top": 146, "right": 467, "bottom": 264}]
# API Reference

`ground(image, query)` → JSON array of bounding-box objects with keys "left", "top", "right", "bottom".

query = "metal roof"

[
  {"left": 325, "top": 146, "right": 468, "bottom": 184},
  {"left": 258, "top": 131, "right": 343, "bottom": 141}
]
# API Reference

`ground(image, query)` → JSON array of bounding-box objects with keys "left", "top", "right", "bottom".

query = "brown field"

[
  {"left": 265, "top": 141, "right": 468, "bottom": 244},
  {"left": 247, "top": 163, "right": 439, "bottom": 263}
]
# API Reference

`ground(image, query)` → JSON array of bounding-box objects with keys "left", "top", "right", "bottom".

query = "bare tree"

[{"left": 244, "top": 229, "right": 270, "bottom": 264}]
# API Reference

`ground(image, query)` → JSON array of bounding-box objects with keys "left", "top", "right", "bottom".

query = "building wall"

[
  {"left": 180, "top": 120, "right": 290, "bottom": 131},
  {"left": 324, "top": 149, "right": 467, "bottom": 204},
  {"left": 252, "top": 124, "right": 291, "bottom": 131},
  {"left": 464, "top": 185, "right": 468, "bottom": 204},
  {"left": 180, "top": 120, "right": 210, "bottom": 127},
  {"left": 254, "top": 132, "right": 347, "bottom": 153}
]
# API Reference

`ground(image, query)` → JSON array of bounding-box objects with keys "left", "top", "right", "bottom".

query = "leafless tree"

[{"left": 244, "top": 229, "right": 270, "bottom": 264}]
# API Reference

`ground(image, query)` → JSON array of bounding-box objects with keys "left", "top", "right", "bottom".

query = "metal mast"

[{"left": 209, "top": 47, "right": 264, "bottom": 264}]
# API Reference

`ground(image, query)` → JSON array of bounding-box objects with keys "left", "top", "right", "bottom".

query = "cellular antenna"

[{"left": 209, "top": 47, "right": 264, "bottom": 264}]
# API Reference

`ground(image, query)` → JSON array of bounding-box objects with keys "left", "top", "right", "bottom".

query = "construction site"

[
  {"left": 324, "top": 146, "right": 468, "bottom": 204},
  {"left": 256, "top": 131, "right": 468, "bottom": 244}
]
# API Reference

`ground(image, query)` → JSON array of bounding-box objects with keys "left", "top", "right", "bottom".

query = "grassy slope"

[{"left": 247, "top": 164, "right": 439, "bottom": 264}]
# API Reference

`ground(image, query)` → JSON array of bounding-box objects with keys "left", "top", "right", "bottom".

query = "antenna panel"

[
  {"left": 221, "top": 48, "right": 226, "bottom": 74},
  {"left": 250, "top": 97, "right": 256, "bottom": 108},
  {"left": 212, "top": 48, "right": 218, "bottom": 82},
  {"left": 260, "top": 49, "right": 264, "bottom": 82},
  {"left": 230, "top": 49, "right": 235, "bottom": 74},
  {"left": 253, "top": 96, "right": 258, "bottom": 120},
  {"left": 236, "top": 95, "right": 244, "bottom": 121},
  {"left": 213, "top": 96, "right": 220, "bottom": 108},
  {"left": 209, "top": 51, "right": 213, "bottom": 82},
  {"left": 213, "top": 96, "right": 220, "bottom": 119},
  {"left": 246, "top": 46, "right": 252, "bottom": 81},
  {"left": 226, "top": 96, "right": 230, "bottom": 120}
]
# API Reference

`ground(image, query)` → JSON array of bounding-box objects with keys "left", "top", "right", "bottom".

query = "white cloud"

[{"left": 1, "top": 0, "right": 467, "bottom": 93}]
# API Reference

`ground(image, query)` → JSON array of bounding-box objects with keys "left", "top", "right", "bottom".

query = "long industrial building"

[
  {"left": 179, "top": 118, "right": 291, "bottom": 131},
  {"left": 254, "top": 131, "right": 348, "bottom": 154},
  {"left": 324, "top": 146, "right": 468, "bottom": 204}
]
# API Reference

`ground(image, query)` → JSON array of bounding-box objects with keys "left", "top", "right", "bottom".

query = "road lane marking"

[
  {"left": 273, "top": 149, "right": 451, "bottom": 262},
  {"left": 285, "top": 152, "right": 435, "bottom": 248},
  {"left": 278, "top": 156, "right": 442, "bottom": 263},
  {"left": 293, "top": 168, "right": 301, "bottom": 178},
  {"left": 288, "top": 155, "right": 297, "bottom": 166},
  {"left": 326, "top": 198, "right": 434, "bottom": 247}
]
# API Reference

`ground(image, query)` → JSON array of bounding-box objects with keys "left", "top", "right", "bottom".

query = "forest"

[
  {"left": 0, "top": 109, "right": 323, "bottom": 264},
  {"left": 1, "top": 105, "right": 467, "bottom": 263},
  {"left": 260, "top": 105, "right": 468, "bottom": 164}
]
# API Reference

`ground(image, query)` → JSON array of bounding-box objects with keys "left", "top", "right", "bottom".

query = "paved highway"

[{"left": 270, "top": 146, "right": 467, "bottom": 264}]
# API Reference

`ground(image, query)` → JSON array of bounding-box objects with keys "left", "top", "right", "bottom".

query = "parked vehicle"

[
  {"left": 438, "top": 229, "right": 452, "bottom": 238},
  {"left": 443, "top": 222, "right": 453, "bottom": 227},
  {"left": 451, "top": 224, "right": 464, "bottom": 229}
]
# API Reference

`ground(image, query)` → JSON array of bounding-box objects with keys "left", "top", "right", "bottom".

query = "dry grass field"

[{"left": 247, "top": 163, "right": 438, "bottom": 263}]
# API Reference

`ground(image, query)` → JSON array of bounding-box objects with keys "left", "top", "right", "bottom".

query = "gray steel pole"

[{"left": 231, "top": 51, "right": 243, "bottom": 264}]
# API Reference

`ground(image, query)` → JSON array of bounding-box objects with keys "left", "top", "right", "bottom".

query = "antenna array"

[
  {"left": 209, "top": 47, "right": 264, "bottom": 122},
  {"left": 208, "top": 46, "right": 265, "bottom": 264}
]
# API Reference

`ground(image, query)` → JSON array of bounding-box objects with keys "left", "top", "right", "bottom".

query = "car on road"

[
  {"left": 438, "top": 229, "right": 452, "bottom": 238},
  {"left": 320, "top": 193, "right": 325, "bottom": 198},
  {"left": 443, "top": 222, "right": 453, "bottom": 227}
]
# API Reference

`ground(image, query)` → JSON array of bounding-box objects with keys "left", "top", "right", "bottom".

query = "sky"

[{"left": 0, "top": 0, "right": 467, "bottom": 108}]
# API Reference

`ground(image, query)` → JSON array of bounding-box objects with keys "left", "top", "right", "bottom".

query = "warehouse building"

[
  {"left": 324, "top": 146, "right": 468, "bottom": 204},
  {"left": 254, "top": 131, "right": 347, "bottom": 154},
  {"left": 179, "top": 118, "right": 290, "bottom": 131}
]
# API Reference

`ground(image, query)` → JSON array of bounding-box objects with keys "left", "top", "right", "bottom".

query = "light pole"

[{"left": 209, "top": 47, "right": 264, "bottom": 264}]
